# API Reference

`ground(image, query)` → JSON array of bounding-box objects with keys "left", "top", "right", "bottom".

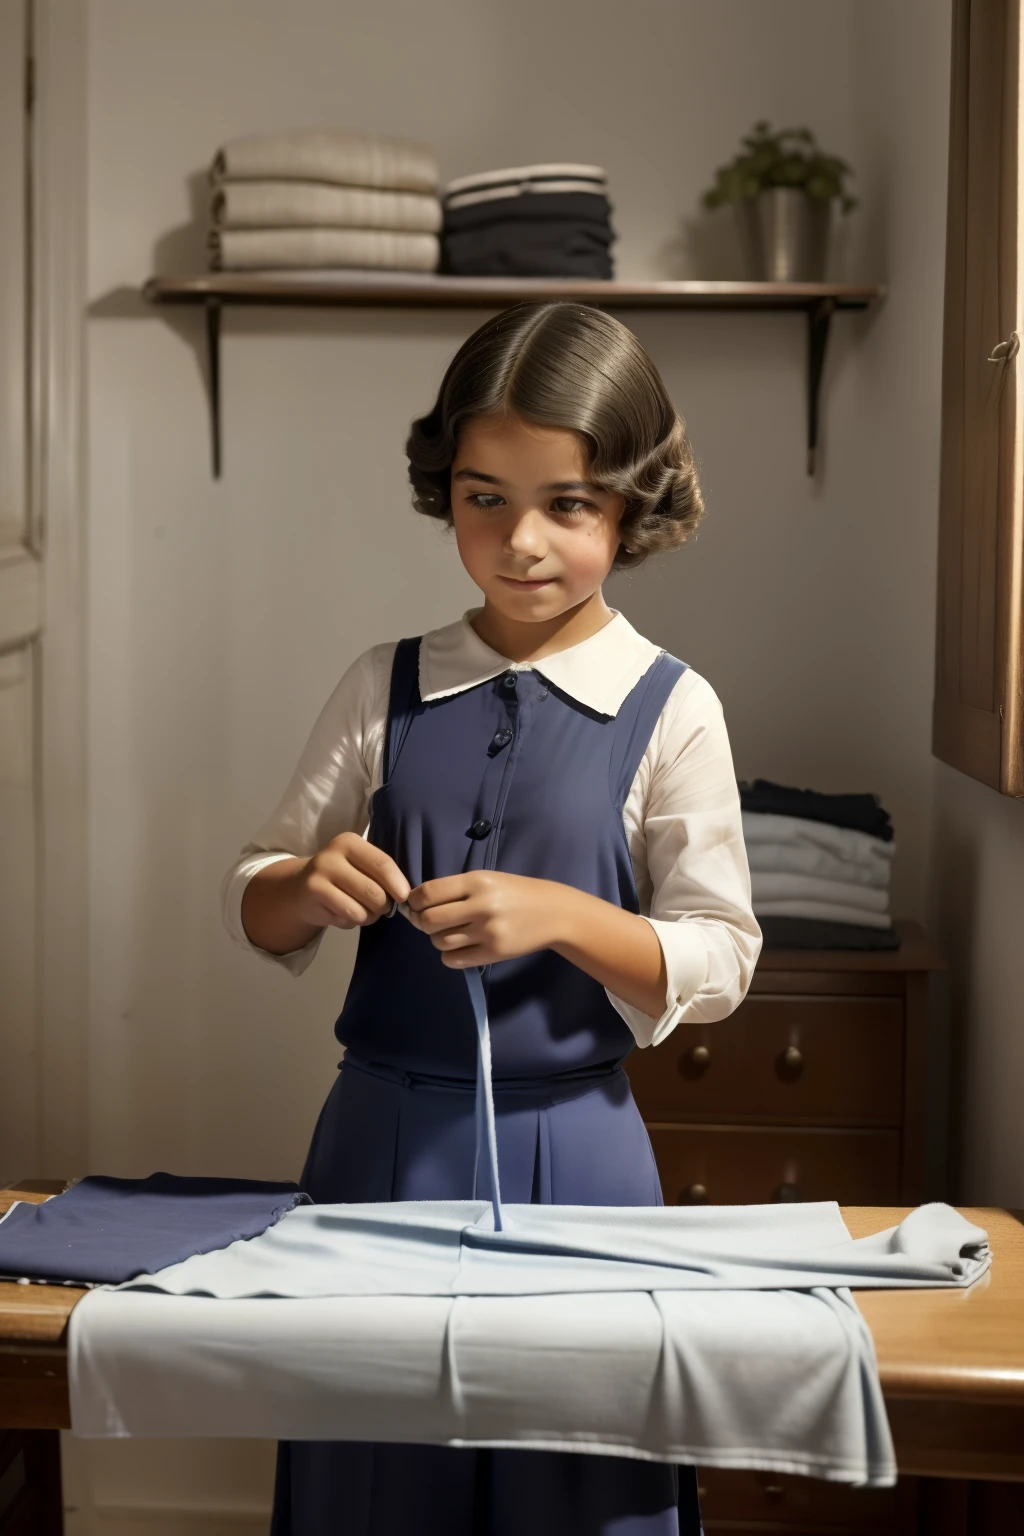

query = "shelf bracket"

[
  {"left": 137, "top": 279, "right": 881, "bottom": 481},
  {"left": 205, "top": 297, "right": 222, "bottom": 479},
  {"left": 806, "top": 297, "right": 837, "bottom": 477}
]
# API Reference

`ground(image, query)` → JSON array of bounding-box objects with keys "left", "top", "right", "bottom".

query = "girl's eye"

[{"left": 464, "top": 492, "right": 595, "bottom": 517}]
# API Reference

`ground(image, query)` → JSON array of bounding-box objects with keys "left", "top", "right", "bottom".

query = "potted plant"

[{"left": 702, "top": 121, "right": 857, "bottom": 282}]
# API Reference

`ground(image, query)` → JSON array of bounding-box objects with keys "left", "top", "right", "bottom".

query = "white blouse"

[{"left": 221, "top": 607, "right": 762, "bottom": 1049}]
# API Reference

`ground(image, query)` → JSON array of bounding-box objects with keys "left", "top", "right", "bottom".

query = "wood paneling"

[{"left": 933, "top": 0, "right": 1024, "bottom": 795}]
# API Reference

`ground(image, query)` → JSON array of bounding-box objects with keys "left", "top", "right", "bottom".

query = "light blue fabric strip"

[{"left": 462, "top": 967, "right": 506, "bottom": 1231}]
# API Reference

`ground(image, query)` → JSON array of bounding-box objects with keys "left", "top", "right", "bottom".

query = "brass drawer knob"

[
  {"left": 680, "top": 1182, "right": 708, "bottom": 1203},
  {"left": 680, "top": 1043, "right": 711, "bottom": 1075},
  {"left": 776, "top": 1044, "right": 804, "bottom": 1079}
]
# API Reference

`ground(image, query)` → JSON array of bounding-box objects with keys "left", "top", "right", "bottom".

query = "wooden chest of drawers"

[
  {"left": 626, "top": 920, "right": 944, "bottom": 1210},
  {"left": 625, "top": 919, "right": 946, "bottom": 1534}
]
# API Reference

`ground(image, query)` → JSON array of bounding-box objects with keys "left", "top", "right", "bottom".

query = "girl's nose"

[{"left": 505, "top": 509, "right": 548, "bottom": 557}]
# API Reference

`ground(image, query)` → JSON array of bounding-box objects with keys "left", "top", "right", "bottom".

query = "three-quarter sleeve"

[
  {"left": 606, "top": 669, "right": 762, "bottom": 1048},
  {"left": 220, "top": 640, "right": 396, "bottom": 976}
]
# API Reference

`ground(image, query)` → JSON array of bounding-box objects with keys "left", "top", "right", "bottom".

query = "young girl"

[{"left": 222, "top": 301, "right": 761, "bottom": 1536}]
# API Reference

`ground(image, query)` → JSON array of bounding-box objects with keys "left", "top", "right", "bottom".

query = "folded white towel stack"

[
  {"left": 742, "top": 810, "right": 896, "bottom": 933},
  {"left": 208, "top": 129, "right": 442, "bottom": 274}
]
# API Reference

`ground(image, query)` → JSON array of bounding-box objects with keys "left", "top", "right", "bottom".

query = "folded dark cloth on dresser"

[
  {"left": 0, "top": 1173, "right": 311, "bottom": 1286},
  {"left": 757, "top": 916, "right": 902, "bottom": 951},
  {"left": 739, "top": 780, "right": 894, "bottom": 843}
]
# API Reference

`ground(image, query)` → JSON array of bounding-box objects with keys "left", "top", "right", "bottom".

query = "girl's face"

[{"left": 449, "top": 413, "right": 625, "bottom": 623}]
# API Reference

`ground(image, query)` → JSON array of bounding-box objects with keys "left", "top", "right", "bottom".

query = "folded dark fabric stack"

[
  {"left": 208, "top": 129, "right": 442, "bottom": 273},
  {"left": 740, "top": 779, "right": 899, "bottom": 951},
  {"left": 441, "top": 163, "right": 615, "bottom": 278}
]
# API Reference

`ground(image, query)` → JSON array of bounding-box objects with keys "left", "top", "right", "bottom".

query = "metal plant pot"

[{"left": 737, "top": 188, "right": 832, "bottom": 281}]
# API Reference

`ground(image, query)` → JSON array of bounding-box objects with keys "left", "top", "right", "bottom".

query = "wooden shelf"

[
  {"left": 141, "top": 272, "right": 886, "bottom": 478},
  {"left": 143, "top": 272, "right": 883, "bottom": 308}
]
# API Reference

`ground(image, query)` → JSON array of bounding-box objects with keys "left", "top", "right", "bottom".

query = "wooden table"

[{"left": 2, "top": 1186, "right": 1023, "bottom": 1534}]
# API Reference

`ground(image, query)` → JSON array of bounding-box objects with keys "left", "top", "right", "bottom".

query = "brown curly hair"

[{"left": 405, "top": 302, "right": 705, "bottom": 571}]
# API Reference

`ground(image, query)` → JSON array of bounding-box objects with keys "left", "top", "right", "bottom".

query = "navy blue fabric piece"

[
  {"left": 0, "top": 1174, "right": 311, "bottom": 1285},
  {"left": 443, "top": 190, "right": 614, "bottom": 234},
  {"left": 273, "top": 635, "right": 700, "bottom": 1535},
  {"left": 758, "top": 916, "right": 902, "bottom": 951},
  {"left": 739, "top": 778, "right": 894, "bottom": 842},
  {"left": 442, "top": 192, "right": 615, "bottom": 280}
]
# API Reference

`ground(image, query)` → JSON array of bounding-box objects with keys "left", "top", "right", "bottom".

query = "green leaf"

[{"left": 700, "top": 119, "right": 857, "bottom": 207}]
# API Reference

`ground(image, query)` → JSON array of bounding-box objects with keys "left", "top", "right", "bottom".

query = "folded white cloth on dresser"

[
  {"left": 742, "top": 811, "right": 894, "bottom": 872},
  {"left": 752, "top": 899, "right": 893, "bottom": 929},
  {"left": 746, "top": 840, "right": 890, "bottom": 889},
  {"left": 210, "top": 129, "right": 438, "bottom": 193},
  {"left": 211, "top": 181, "right": 442, "bottom": 233},
  {"left": 68, "top": 1199, "right": 988, "bottom": 1489},
  {"left": 209, "top": 227, "right": 440, "bottom": 272},
  {"left": 750, "top": 873, "right": 889, "bottom": 913}
]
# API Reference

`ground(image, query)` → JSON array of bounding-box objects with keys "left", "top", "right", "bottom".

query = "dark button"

[
  {"left": 468, "top": 818, "right": 492, "bottom": 840},
  {"left": 501, "top": 670, "right": 518, "bottom": 690},
  {"left": 489, "top": 727, "right": 513, "bottom": 754}
]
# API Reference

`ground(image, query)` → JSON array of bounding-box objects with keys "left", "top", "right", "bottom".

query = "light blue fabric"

[
  {"left": 110, "top": 1195, "right": 989, "bottom": 1300},
  {"left": 65, "top": 966, "right": 990, "bottom": 1487},
  {"left": 70, "top": 1273, "right": 900, "bottom": 1485},
  {"left": 465, "top": 967, "right": 505, "bottom": 1231}
]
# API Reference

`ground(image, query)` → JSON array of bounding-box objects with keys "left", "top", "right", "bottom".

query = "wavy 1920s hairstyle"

[{"left": 405, "top": 302, "right": 705, "bottom": 570}]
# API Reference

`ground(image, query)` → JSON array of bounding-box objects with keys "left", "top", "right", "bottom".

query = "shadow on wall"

[
  {"left": 153, "top": 168, "right": 211, "bottom": 274},
  {"left": 656, "top": 206, "right": 748, "bottom": 280}
]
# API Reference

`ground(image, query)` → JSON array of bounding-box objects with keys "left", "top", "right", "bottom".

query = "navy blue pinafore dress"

[{"left": 270, "top": 637, "right": 704, "bottom": 1536}]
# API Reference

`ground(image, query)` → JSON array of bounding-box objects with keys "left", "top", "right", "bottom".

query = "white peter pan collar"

[{"left": 418, "top": 607, "right": 664, "bottom": 719}]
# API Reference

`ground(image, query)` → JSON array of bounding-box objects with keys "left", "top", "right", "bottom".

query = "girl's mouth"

[{"left": 497, "top": 575, "right": 556, "bottom": 590}]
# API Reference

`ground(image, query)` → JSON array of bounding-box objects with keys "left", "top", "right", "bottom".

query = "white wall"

[
  {"left": 844, "top": 0, "right": 1024, "bottom": 1212},
  {"left": 65, "top": 0, "right": 1022, "bottom": 1529}
]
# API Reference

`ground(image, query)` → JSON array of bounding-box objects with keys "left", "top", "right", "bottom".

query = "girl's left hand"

[{"left": 405, "top": 871, "right": 569, "bottom": 967}]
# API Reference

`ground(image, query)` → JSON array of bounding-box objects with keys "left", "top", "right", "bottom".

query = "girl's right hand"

[{"left": 290, "top": 833, "right": 411, "bottom": 931}]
